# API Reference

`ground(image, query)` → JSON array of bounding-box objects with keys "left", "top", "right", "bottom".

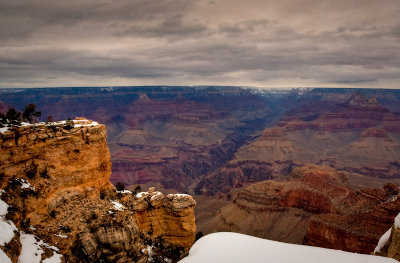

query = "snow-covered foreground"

[{"left": 179, "top": 232, "right": 399, "bottom": 263}]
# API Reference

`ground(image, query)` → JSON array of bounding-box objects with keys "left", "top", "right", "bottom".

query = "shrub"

[
  {"left": 115, "top": 182, "right": 125, "bottom": 191},
  {"left": 64, "top": 119, "right": 74, "bottom": 130}
]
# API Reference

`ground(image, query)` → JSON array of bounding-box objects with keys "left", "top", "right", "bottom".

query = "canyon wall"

[
  {"left": 0, "top": 120, "right": 196, "bottom": 262},
  {"left": 208, "top": 165, "right": 400, "bottom": 254}
]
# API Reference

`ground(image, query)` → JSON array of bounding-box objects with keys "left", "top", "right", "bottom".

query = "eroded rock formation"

[
  {"left": 0, "top": 120, "right": 196, "bottom": 262},
  {"left": 209, "top": 165, "right": 400, "bottom": 254}
]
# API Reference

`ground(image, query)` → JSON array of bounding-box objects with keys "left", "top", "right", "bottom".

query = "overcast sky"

[{"left": 1, "top": 0, "right": 400, "bottom": 89}]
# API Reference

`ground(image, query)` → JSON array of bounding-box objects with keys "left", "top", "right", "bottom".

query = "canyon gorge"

[{"left": 1, "top": 86, "right": 400, "bottom": 261}]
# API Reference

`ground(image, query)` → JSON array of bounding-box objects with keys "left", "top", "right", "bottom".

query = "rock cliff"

[
  {"left": 0, "top": 119, "right": 196, "bottom": 262},
  {"left": 208, "top": 165, "right": 400, "bottom": 254}
]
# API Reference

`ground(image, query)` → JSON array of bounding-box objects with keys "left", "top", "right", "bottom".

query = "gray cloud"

[{"left": 0, "top": 0, "right": 400, "bottom": 88}]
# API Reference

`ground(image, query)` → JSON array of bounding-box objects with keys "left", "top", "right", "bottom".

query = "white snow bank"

[
  {"left": 375, "top": 228, "right": 392, "bottom": 253},
  {"left": 18, "top": 233, "right": 44, "bottom": 263},
  {"left": 110, "top": 200, "right": 125, "bottom": 211},
  {"left": 0, "top": 249, "right": 12, "bottom": 263},
  {"left": 0, "top": 198, "right": 17, "bottom": 246},
  {"left": 395, "top": 212, "right": 400, "bottom": 229},
  {"left": 0, "top": 218, "right": 17, "bottom": 246},
  {"left": 179, "top": 232, "right": 398, "bottom": 263},
  {"left": 18, "top": 233, "right": 62, "bottom": 263}
]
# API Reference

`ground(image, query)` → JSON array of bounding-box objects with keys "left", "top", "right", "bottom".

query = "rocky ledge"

[{"left": 0, "top": 118, "right": 196, "bottom": 263}]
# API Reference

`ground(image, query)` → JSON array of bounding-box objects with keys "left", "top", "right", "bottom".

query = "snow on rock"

[
  {"left": 375, "top": 228, "right": 392, "bottom": 253},
  {"left": 179, "top": 232, "right": 398, "bottom": 263},
  {"left": 395, "top": 212, "right": 400, "bottom": 229},
  {"left": 18, "top": 233, "right": 44, "bottom": 263},
  {"left": 18, "top": 233, "right": 62, "bottom": 263},
  {"left": 16, "top": 178, "right": 35, "bottom": 190},
  {"left": 150, "top": 191, "right": 163, "bottom": 200},
  {"left": 110, "top": 200, "right": 125, "bottom": 211},
  {"left": 141, "top": 246, "right": 155, "bottom": 261},
  {"left": 0, "top": 118, "right": 99, "bottom": 134},
  {"left": 0, "top": 218, "right": 17, "bottom": 246},
  {"left": 172, "top": 194, "right": 190, "bottom": 198},
  {"left": 0, "top": 249, "right": 12, "bottom": 263},
  {"left": 54, "top": 234, "right": 68, "bottom": 239},
  {"left": 136, "top": 191, "right": 149, "bottom": 198},
  {"left": 0, "top": 127, "right": 11, "bottom": 133},
  {"left": 0, "top": 198, "right": 18, "bottom": 246},
  {"left": 116, "top": 190, "right": 132, "bottom": 194}
]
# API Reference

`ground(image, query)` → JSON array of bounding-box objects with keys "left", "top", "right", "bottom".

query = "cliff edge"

[{"left": 0, "top": 119, "right": 196, "bottom": 263}]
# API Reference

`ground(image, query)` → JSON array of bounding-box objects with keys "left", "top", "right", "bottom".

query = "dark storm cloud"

[{"left": 1, "top": 0, "right": 400, "bottom": 88}]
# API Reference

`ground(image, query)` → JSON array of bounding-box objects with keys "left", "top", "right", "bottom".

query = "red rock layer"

[{"left": 232, "top": 165, "right": 400, "bottom": 254}]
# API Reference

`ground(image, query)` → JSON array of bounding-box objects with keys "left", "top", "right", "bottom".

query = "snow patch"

[
  {"left": 0, "top": 127, "right": 10, "bottom": 133},
  {"left": 18, "top": 233, "right": 44, "bottom": 263},
  {"left": 110, "top": 200, "right": 125, "bottom": 211},
  {"left": 116, "top": 190, "right": 132, "bottom": 194},
  {"left": 0, "top": 198, "right": 9, "bottom": 216},
  {"left": 0, "top": 249, "right": 12, "bottom": 263},
  {"left": 18, "top": 233, "right": 61, "bottom": 263},
  {"left": 180, "top": 232, "right": 398, "bottom": 263},
  {"left": 0, "top": 119, "right": 99, "bottom": 134},
  {"left": 150, "top": 192, "right": 163, "bottom": 200},
  {"left": 54, "top": 234, "right": 68, "bottom": 239},
  {"left": 16, "top": 178, "right": 35, "bottom": 190},
  {"left": 0, "top": 198, "right": 18, "bottom": 246},
  {"left": 136, "top": 192, "right": 148, "bottom": 198},
  {"left": 395, "top": 212, "right": 400, "bottom": 229},
  {"left": 173, "top": 194, "right": 190, "bottom": 198},
  {"left": 375, "top": 228, "right": 392, "bottom": 253},
  {"left": 142, "top": 246, "right": 155, "bottom": 261}
]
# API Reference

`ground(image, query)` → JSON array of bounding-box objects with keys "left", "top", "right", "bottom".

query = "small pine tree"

[
  {"left": 6, "top": 108, "right": 21, "bottom": 126},
  {"left": 22, "top": 104, "right": 41, "bottom": 123}
]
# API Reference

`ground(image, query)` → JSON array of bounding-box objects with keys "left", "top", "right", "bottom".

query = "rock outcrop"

[
  {"left": 375, "top": 213, "right": 400, "bottom": 261},
  {"left": 0, "top": 119, "right": 196, "bottom": 262},
  {"left": 208, "top": 165, "right": 400, "bottom": 254}
]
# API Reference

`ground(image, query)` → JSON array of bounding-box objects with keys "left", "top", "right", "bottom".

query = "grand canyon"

[{"left": 1, "top": 86, "right": 400, "bottom": 262}]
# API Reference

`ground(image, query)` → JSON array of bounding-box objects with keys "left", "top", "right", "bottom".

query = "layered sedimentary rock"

[
  {"left": 0, "top": 120, "right": 196, "bottom": 262},
  {"left": 208, "top": 165, "right": 400, "bottom": 253},
  {"left": 200, "top": 93, "right": 400, "bottom": 197},
  {"left": 0, "top": 87, "right": 277, "bottom": 192}
]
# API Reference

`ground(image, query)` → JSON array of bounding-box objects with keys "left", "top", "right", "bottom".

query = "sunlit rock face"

[{"left": 0, "top": 120, "right": 196, "bottom": 263}]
